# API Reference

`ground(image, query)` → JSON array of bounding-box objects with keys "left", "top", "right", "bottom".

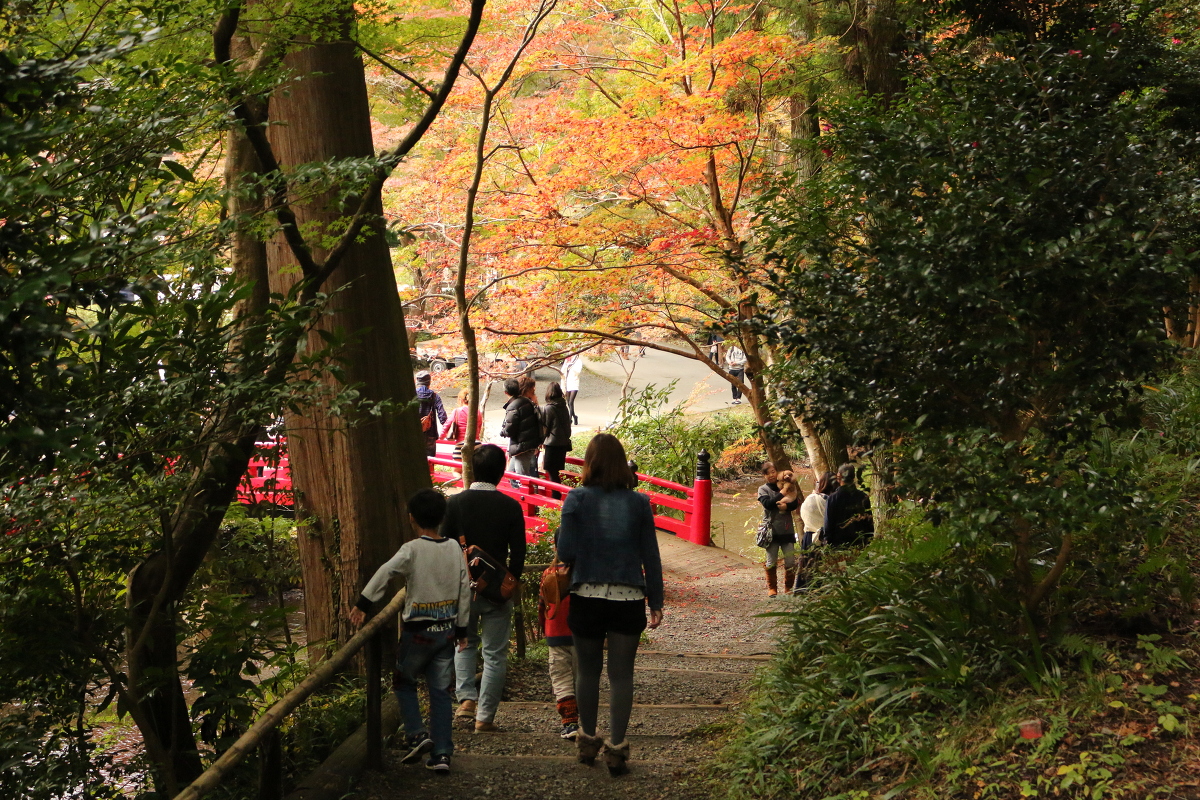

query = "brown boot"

[
  {"left": 764, "top": 565, "right": 778, "bottom": 597},
  {"left": 784, "top": 566, "right": 795, "bottom": 595},
  {"left": 577, "top": 732, "right": 603, "bottom": 766},
  {"left": 602, "top": 740, "right": 630, "bottom": 776}
]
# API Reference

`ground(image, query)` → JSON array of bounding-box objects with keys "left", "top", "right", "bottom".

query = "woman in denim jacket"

[{"left": 557, "top": 433, "right": 664, "bottom": 777}]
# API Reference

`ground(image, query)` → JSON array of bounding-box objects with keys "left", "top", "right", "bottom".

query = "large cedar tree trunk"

[{"left": 266, "top": 31, "right": 430, "bottom": 661}]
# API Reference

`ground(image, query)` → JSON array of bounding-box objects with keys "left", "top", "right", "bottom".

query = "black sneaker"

[
  {"left": 425, "top": 753, "right": 451, "bottom": 773},
  {"left": 400, "top": 733, "right": 433, "bottom": 764},
  {"left": 560, "top": 722, "right": 579, "bottom": 740}
]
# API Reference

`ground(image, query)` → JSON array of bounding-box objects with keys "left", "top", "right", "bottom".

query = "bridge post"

[{"left": 688, "top": 450, "right": 712, "bottom": 546}]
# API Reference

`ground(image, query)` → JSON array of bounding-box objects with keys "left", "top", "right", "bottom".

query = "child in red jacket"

[{"left": 539, "top": 579, "right": 578, "bottom": 739}]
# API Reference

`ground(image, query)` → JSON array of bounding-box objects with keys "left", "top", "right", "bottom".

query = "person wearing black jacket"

[
  {"left": 541, "top": 381, "right": 572, "bottom": 489},
  {"left": 500, "top": 376, "right": 543, "bottom": 478},
  {"left": 442, "top": 444, "right": 527, "bottom": 732},
  {"left": 823, "top": 464, "right": 874, "bottom": 548}
]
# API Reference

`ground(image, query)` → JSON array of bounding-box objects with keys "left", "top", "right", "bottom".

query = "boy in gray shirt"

[{"left": 349, "top": 489, "right": 470, "bottom": 773}]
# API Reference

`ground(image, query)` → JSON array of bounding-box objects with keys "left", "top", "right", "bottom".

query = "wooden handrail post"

[
  {"left": 513, "top": 582, "right": 526, "bottom": 659},
  {"left": 172, "top": 588, "right": 406, "bottom": 800},
  {"left": 365, "top": 627, "right": 383, "bottom": 770},
  {"left": 257, "top": 729, "right": 282, "bottom": 800}
]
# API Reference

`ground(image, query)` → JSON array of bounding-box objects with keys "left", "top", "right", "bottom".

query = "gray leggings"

[
  {"left": 574, "top": 632, "right": 639, "bottom": 744},
  {"left": 765, "top": 541, "right": 795, "bottom": 569}
]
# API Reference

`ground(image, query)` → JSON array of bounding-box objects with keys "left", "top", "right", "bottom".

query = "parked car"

[{"left": 415, "top": 337, "right": 468, "bottom": 372}]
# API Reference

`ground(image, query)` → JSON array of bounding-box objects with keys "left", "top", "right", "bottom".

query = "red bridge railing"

[
  {"left": 237, "top": 439, "right": 713, "bottom": 546},
  {"left": 427, "top": 447, "right": 713, "bottom": 546}
]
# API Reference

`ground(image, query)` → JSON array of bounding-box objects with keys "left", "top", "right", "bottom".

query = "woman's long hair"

[
  {"left": 816, "top": 471, "right": 836, "bottom": 495},
  {"left": 545, "top": 381, "right": 564, "bottom": 402},
  {"left": 580, "top": 433, "right": 637, "bottom": 490}
]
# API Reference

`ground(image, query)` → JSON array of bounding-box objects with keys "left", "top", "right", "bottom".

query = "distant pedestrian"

[
  {"left": 725, "top": 345, "right": 748, "bottom": 404},
  {"left": 443, "top": 444, "right": 527, "bottom": 733},
  {"left": 441, "top": 388, "right": 483, "bottom": 445},
  {"left": 348, "top": 489, "right": 469, "bottom": 774},
  {"left": 824, "top": 464, "right": 875, "bottom": 548},
  {"left": 562, "top": 353, "right": 584, "bottom": 424},
  {"left": 707, "top": 332, "right": 721, "bottom": 363},
  {"left": 500, "top": 377, "right": 542, "bottom": 479},
  {"left": 757, "top": 461, "right": 799, "bottom": 596},
  {"left": 541, "top": 381, "right": 573, "bottom": 490},
  {"left": 557, "top": 433, "right": 664, "bottom": 777},
  {"left": 415, "top": 370, "right": 447, "bottom": 457},
  {"left": 794, "top": 471, "right": 836, "bottom": 592}
]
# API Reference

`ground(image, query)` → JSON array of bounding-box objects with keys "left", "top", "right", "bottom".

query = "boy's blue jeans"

[{"left": 394, "top": 626, "right": 456, "bottom": 757}]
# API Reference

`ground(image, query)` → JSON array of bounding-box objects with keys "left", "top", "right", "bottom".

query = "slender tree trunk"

[
  {"left": 789, "top": 92, "right": 821, "bottom": 178},
  {"left": 866, "top": 443, "right": 894, "bottom": 532},
  {"left": 122, "top": 42, "right": 271, "bottom": 791},
  {"left": 455, "top": 91, "right": 494, "bottom": 486},
  {"left": 265, "top": 27, "right": 429, "bottom": 661}
]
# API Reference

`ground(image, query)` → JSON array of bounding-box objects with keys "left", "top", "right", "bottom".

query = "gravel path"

[{"left": 350, "top": 535, "right": 778, "bottom": 800}]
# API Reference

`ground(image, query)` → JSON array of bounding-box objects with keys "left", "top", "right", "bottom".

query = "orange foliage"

[{"left": 370, "top": 0, "right": 821, "bottom": 375}]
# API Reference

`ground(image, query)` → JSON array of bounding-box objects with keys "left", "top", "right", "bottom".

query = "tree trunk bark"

[
  {"left": 265, "top": 27, "right": 429, "bottom": 662},
  {"left": 790, "top": 92, "right": 821, "bottom": 179},
  {"left": 866, "top": 443, "right": 894, "bottom": 532},
  {"left": 818, "top": 417, "right": 850, "bottom": 474}
]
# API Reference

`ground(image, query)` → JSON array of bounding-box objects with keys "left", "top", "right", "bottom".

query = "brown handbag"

[
  {"left": 459, "top": 537, "right": 518, "bottom": 604},
  {"left": 539, "top": 555, "right": 571, "bottom": 610}
]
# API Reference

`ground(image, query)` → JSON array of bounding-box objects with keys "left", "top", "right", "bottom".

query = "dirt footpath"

[{"left": 350, "top": 534, "right": 778, "bottom": 800}]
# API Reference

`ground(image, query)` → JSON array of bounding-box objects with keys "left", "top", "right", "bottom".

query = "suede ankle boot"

[
  {"left": 576, "top": 732, "right": 603, "bottom": 766},
  {"left": 603, "top": 740, "right": 630, "bottom": 776}
]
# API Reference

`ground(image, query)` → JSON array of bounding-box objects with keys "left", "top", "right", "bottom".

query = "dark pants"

[
  {"left": 565, "top": 390, "right": 579, "bottom": 423},
  {"left": 569, "top": 595, "right": 646, "bottom": 745},
  {"left": 729, "top": 368, "right": 745, "bottom": 400},
  {"left": 394, "top": 626, "right": 456, "bottom": 757}
]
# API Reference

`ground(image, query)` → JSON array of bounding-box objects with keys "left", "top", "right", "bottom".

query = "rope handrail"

[{"left": 172, "top": 587, "right": 407, "bottom": 800}]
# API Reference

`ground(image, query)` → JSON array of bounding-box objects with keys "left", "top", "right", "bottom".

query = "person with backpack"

[
  {"left": 415, "top": 370, "right": 447, "bottom": 457},
  {"left": 442, "top": 444, "right": 526, "bottom": 733},
  {"left": 538, "top": 533, "right": 578, "bottom": 740},
  {"left": 500, "top": 376, "right": 542, "bottom": 478},
  {"left": 348, "top": 489, "right": 469, "bottom": 774}
]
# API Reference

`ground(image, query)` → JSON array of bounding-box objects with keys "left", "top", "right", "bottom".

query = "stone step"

[
  {"left": 451, "top": 732, "right": 685, "bottom": 758},
  {"left": 500, "top": 700, "right": 732, "bottom": 711},
  {"left": 365, "top": 749, "right": 707, "bottom": 800}
]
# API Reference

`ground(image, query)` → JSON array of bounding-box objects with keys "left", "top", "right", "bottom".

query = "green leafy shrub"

[
  {"left": 609, "top": 382, "right": 759, "bottom": 485},
  {"left": 728, "top": 545, "right": 1017, "bottom": 788},
  {"left": 197, "top": 505, "right": 301, "bottom": 598}
]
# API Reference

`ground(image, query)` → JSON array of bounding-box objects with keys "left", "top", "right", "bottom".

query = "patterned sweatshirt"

[{"left": 355, "top": 536, "right": 471, "bottom": 637}]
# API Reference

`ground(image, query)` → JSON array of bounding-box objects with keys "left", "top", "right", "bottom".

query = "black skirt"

[
  {"left": 543, "top": 445, "right": 569, "bottom": 473},
  {"left": 567, "top": 593, "right": 647, "bottom": 639}
]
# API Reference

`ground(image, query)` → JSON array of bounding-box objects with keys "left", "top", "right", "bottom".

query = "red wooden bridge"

[{"left": 237, "top": 439, "right": 713, "bottom": 546}]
